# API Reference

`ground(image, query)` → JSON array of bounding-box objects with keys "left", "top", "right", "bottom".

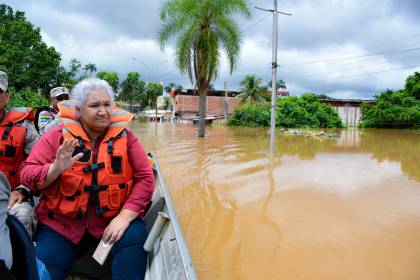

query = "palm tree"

[
  {"left": 164, "top": 82, "right": 183, "bottom": 93},
  {"left": 268, "top": 79, "right": 287, "bottom": 90},
  {"left": 83, "top": 63, "right": 97, "bottom": 76},
  {"left": 158, "top": 0, "right": 251, "bottom": 137},
  {"left": 236, "top": 74, "right": 266, "bottom": 104}
]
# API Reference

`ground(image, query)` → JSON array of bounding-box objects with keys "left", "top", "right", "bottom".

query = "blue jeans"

[{"left": 34, "top": 220, "right": 148, "bottom": 280}]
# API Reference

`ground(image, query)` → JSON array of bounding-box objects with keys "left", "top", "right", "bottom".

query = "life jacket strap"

[
  {"left": 107, "top": 132, "right": 123, "bottom": 155},
  {"left": 84, "top": 184, "right": 108, "bottom": 193},
  {"left": 76, "top": 209, "right": 84, "bottom": 220},
  {"left": 2, "top": 123, "right": 13, "bottom": 140},
  {"left": 95, "top": 206, "right": 109, "bottom": 215},
  {"left": 73, "top": 137, "right": 91, "bottom": 162},
  {"left": 64, "top": 190, "right": 82, "bottom": 201},
  {"left": 107, "top": 139, "right": 114, "bottom": 155}
]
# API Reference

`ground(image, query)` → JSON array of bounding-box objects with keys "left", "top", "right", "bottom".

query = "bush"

[
  {"left": 360, "top": 72, "right": 420, "bottom": 129},
  {"left": 229, "top": 93, "right": 343, "bottom": 128},
  {"left": 228, "top": 102, "right": 270, "bottom": 127},
  {"left": 8, "top": 88, "right": 49, "bottom": 109}
]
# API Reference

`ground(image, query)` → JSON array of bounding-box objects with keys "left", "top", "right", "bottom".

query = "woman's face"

[{"left": 77, "top": 90, "right": 112, "bottom": 133}]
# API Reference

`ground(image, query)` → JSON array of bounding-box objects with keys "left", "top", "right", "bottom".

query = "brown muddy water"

[{"left": 130, "top": 122, "right": 420, "bottom": 280}]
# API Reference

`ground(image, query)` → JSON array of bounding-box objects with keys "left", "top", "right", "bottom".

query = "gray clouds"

[{"left": 4, "top": 0, "right": 420, "bottom": 99}]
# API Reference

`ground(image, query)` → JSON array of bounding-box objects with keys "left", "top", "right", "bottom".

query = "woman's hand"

[
  {"left": 39, "top": 139, "right": 84, "bottom": 190},
  {"left": 102, "top": 209, "right": 138, "bottom": 244},
  {"left": 52, "top": 139, "right": 84, "bottom": 174},
  {"left": 102, "top": 215, "right": 130, "bottom": 244}
]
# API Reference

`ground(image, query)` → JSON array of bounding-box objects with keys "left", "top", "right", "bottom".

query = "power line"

[
  {"left": 151, "top": 69, "right": 178, "bottom": 81},
  {"left": 240, "top": 14, "right": 272, "bottom": 33},
  {"left": 298, "top": 65, "right": 420, "bottom": 85},
  {"left": 365, "top": 32, "right": 420, "bottom": 50},
  {"left": 279, "top": 47, "right": 420, "bottom": 67},
  {"left": 281, "top": 53, "right": 420, "bottom": 81}
]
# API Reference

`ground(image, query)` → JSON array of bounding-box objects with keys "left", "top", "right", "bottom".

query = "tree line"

[
  {"left": 359, "top": 72, "right": 420, "bottom": 129},
  {"left": 0, "top": 4, "right": 178, "bottom": 110}
]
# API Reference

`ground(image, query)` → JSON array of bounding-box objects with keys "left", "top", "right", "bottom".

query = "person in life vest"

[
  {"left": 20, "top": 78, "right": 154, "bottom": 280},
  {"left": 0, "top": 71, "right": 39, "bottom": 237},
  {"left": 35, "top": 87, "right": 70, "bottom": 136}
]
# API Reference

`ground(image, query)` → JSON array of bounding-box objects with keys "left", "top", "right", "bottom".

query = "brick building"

[{"left": 172, "top": 89, "right": 240, "bottom": 117}]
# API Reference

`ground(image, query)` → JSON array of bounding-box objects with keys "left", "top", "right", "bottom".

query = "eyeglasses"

[{"left": 54, "top": 95, "right": 69, "bottom": 101}]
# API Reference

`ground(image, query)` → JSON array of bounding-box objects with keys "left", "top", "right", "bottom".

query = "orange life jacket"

[
  {"left": 0, "top": 107, "right": 32, "bottom": 189},
  {"left": 43, "top": 101, "right": 134, "bottom": 219}
]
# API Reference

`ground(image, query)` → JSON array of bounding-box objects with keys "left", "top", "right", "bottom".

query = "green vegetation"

[
  {"left": 0, "top": 4, "right": 103, "bottom": 105},
  {"left": 161, "top": 96, "right": 172, "bottom": 110},
  {"left": 96, "top": 71, "right": 120, "bottom": 94},
  {"left": 158, "top": 0, "right": 251, "bottom": 136},
  {"left": 360, "top": 72, "right": 420, "bottom": 128},
  {"left": 0, "top": 4, "right": 61, "bottom": 96},
  {"left": 229, "top": 94, "right": 343, "bottom": 128},
  {"left": 236, "top": 74, "right": 267, "bottom": 104},
  {"left": 1, "top": 4, "right": 167, "bottom": 112},
  {"left": 119, "top": 72, "right": 146, "bottom": 108},
  {"left": 8, "top": 88, "right": 49, "bottom": 108},
  {"left": 145, "top": 82, "right": 164, "bottom": 109},
  {"left": 164, "top": 82, "right": 182, "bottom": 93}
]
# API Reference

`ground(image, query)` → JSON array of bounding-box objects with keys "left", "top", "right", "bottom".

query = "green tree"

[
  {"left": 317, "top": 94, "right": 331, "bottom": 100},
  {"left": 158, "top": 0, "right": 251, "bottom": 137},
  {"left": 61, "top": 58, "right": 82, "bottom": 89},
  {"left": 360, "top": 72, "right": 420, "bottom": 129},
  {"left": 0, "top": 4, "right": 62, "bottom": 97},
  {"left": 96, "top": 71, "right": 120, "bottom": 94},
  {"left": 164, "top": 82, "right": 182, "bottom": 94},
  {"left": 145, "top": 82, "right": 164, "bottom": 109},
  {"left": 120, "top": 72, "right": 145, "bottom": 109},
  {"left": 268, "top": 79, "right": 286, "bottom": 90},
  {"left": 404, "top": 72, "right": 420, "bottom": 100},
  {"left": 83, "top": 63, "right": 97, "bottom": 76},
  {"left": 236, "top": 74, "right": 267, "bottom": 104},
  {"left": 161, "top": 96, "right": 172, "bottom": 110}
]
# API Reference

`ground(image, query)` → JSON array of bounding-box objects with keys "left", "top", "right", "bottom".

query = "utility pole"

[
  {"left": 256, "top": 1, "right": 291, "bottom": 154},
  {"left": 224, "top": 81, "right": 229, "bottom": 124}
]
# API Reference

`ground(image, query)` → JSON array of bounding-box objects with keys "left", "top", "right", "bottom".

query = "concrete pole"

[
  {"left": 224, "top": 81, "right": 229, "bottom": 124},
  {"left": 269, "top": 0, "right": 278, "bottom": 154}
]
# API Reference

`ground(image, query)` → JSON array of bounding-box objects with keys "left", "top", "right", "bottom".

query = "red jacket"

[{"left": 20, "top": 125, "right": 154, "bottom": 244}]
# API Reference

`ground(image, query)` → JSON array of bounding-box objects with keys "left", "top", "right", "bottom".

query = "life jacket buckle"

[
  {"left": 95, "top": 206, "right": 109, "bottom": 215},
  {"left": 83, "top": 162, "right": 105, "bottom": 173}
]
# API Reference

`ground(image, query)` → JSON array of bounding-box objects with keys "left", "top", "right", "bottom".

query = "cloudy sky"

[{"left": 4, "top": 0, "right": 420, "bottom": 99}]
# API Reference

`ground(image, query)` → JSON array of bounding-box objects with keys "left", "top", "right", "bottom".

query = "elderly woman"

[{"left": 20, "top": 78, "right": 154, "bottom": 280}]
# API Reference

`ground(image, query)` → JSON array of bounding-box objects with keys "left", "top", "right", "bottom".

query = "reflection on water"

[{"left": 131, "top": 122, "right": 420, "bottom": 280}]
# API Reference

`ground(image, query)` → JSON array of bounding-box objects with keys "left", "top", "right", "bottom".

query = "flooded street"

[{"left": 131, "top": 122, "right": 420, "bottom": 280}]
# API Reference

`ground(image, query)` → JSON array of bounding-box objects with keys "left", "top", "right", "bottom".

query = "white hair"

[{"left": 71, "top": 78, "right": 115, "bottom": 107}]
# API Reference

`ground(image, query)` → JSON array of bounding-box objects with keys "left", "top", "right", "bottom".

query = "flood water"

[{"left": 131, "top": 122, "right": 420, "bottom": 280}]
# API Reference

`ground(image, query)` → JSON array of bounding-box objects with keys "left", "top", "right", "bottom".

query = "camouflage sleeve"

[{"left": 22, "top": 120, "right": 40, "bottom": 155}]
